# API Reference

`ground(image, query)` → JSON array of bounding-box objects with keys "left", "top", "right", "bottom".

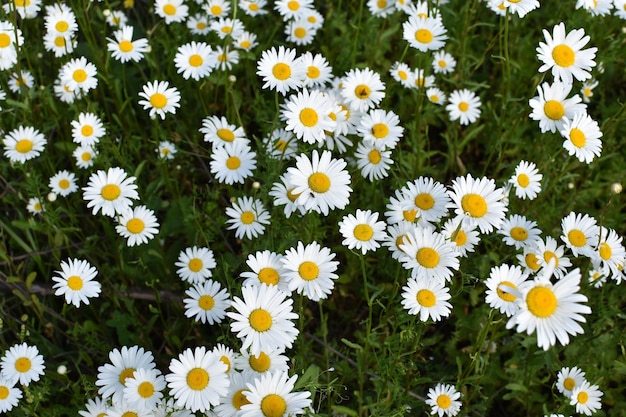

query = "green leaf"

[
  {"left": 25, "top": 272, "right": 37, "bottom": 290},
  {"left": 341, "top": 338, "right": 363, "bottom": 351}
]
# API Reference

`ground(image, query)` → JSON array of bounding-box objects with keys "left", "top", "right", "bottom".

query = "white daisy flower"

[
  {"left": 570, "top": 381, "right": 603, "bottom": 416},
  {"left": 399, "top": 176, "right": 451, "bottom": 225},
  {"left": 96, "top": 346, "right": 155, "bottom": 403},
  {"left": 82, "top": 167, "right": 139, "bottom": 217},
  {"left": 517, "top": 246, "right": 543, "bottom": 275},
  {"left": 0, "top": 343, "right": 45, "bottom": 387},
  {"left": 301, "top": 51, "right": 333, "bottom": 88},
  {"left": 274, "top": 0, "right": 314, "bottom": 20},
  {"left": 212, "top": 343, "right": 237, "bottom": 374},
  {"left": 390, "top": 61, "right": 415, "bottom": 89},
  {"left": 446, "top": 89, "right": 481, "bottom": 125},
  {"left": 593, "top": 227, "right": 626, "bottom": 279},
  {"left": 382, "top": 222, "right": 419, "bottom": 261},
  {"left": 234, "top": 348, "right": 290, "bottom": 376},
  {"left": 225, "top": 196, "right": 271, "bottom": 240},
  {"left": 425, "top": 383, "right": 462, "bottom": 417},
  {"left": 233, "top": 30, "right": 258, "bottom": 51},
  {"left": 214, "top": 45, "right": 239, "bottom": 70},
  {"left": 107, "top": 25, "right": 149, "bottom": 63},
  {"left": 210, "top": 140, "right": 257, "bottom": 185},
  {"left": 74, "top": 145, "right": 96, "bottom": 169},
  {"left": 240, "top": 0, "right": 269, "bottom": 16},
  {"left": 240, "top": 250, "right": 291, "bottom": 292},
  {"left": 52, "top": 258, "right": 101, "bottom": 308},
  {"left": 580, "top": 79, "right": 598, "bottom": 103},
  {"left": 282, "top": 88, "right": 336, "bottom": 145},
  {"left": 269, "top": 175, "right": 308, "bottom": 219},
  {"left": 59, "top": 56, "right": 98, "bottom": 93},
  {"left": 402, "top": 15, "right": 447, "bottom": 52},
  {"left": 432, "top": 50, "right": 456, "bottom": 74},
  {"left": 357, "top": 108, "right": 404, "bottom": 150},
  {"left": 205, "top": 0, "right": 230, "bottom": 18},
  {"left": 3, "top": 125, "right": 47, "bottom": 164},
  {"left": 426, "top": 87, "right": 447, "bottom": 105},
  {"left": 399, "top": 226, "right": 460, "bottom": 282},
  {"left": 26, "top": 197, "right": 44, "bottom": 214},
  {"left": 338, "top": 209, "right": 387, "bottom": 255},
  {"left": 214, "top": 369, "right": 255, "bottom": 417},
  {"left": 187, "top": 13, "right": 210, "bottom": 35},
  {"left": 176, "top": 246, "right": 217, "bottom": 284},
  {"left": 174, "top": 41, "right": 215, "bottom": 81},
  {"left": 504, "top": 0, "right": 539, "bottom": 17},
  {"left": 484, "top": 263, "right": 528, "bottom": 317},
  {"left": 183, "top": 279, "right": 231, "bottom": 324},
  {"left": 200, "top": 115, "right": 249, "bottom": 149},
  {"left": 534, "top": 236, "right": 572, "bottom": 279},
  {"left": 529, "top": 81, "right": 586, "bottom": 134},
  {"left": 411, "top": 68, "right": 435, "bottom": 89},
  {"left": 497, "top": 214, "right": 542, "bottom": 250},
  {"left": 282, "top": 241, "right": 339, "bottom": 301},
  {"left": 560, "top": 211, "right": 599, "bottom": 257},
  {"left": 401, "top": 277, "right": 452, "bottom": 322},
  {"left": 240, "top": 370, "right": 312, "bottom": 417},
  {"left": 441, "top": 217, "right": 480, "bottom": 257},
  {"left": 285, "top": 19, "right": 316, "bottom": 45},
  {"left": 340, "top": 67, "right": 386, "bottom": 112},
  {"left": 509, "top": 160, "right": 542, "bottom": 200},
  {"left": 210, "top": 17, "right": 243, "bottom": 39},
  {"left": 556, "top": 366, "right": 587, "bottom": 397},
  {"left": 115, "top": 205, "right": 160, "bottom": 247},
  {"left": 138, "top": 80, "right": 181, "bottom": 120},
  {"left": 354, "top": 141, "right": 394, "bottom": 182},
  {"left": 265, "top": 128, "right": 298, "bottom": 160},
  {"left": 123, "top": 367, "right": 166, "bottom": 411},
  {"left": 71, "top": 112, "right": 106, "bottom": 146},
  {"left": 155, "top": 0, "right": 189, "bottom": 24},
  {"left": 559, "top": 112, "right": 602, "bottom": 164},
  {"left": 157, "top": 140, "right": 177, "bottom": 159},
  {"left": 368, "top": 0, "right": 395, "bottom": 17},
  {"left": 256, "top": 46, "right": 306, "bottom": 95},
  {"left": 0, "top": 377, "right": 22, "bottom": 414}
]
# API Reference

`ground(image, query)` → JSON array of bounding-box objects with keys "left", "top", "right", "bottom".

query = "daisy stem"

[
  {"left": 357, "top": 252, "right": 373, "bottom": 416},
  {"left": 350, "top": 0, "right": 365, "bottom": 67}
]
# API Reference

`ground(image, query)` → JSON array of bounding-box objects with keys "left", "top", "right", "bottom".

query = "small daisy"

[
  {"left": 52, "top": 258, "right": 101, "bottom": 308},
  {"left": 441, "top": 217, "right": 480, "bottom": 258},
  {"left": 282, "top": 88, "right": 336, "bottom": 145},
  {"left": 228, "top": 284, "right": 299, "bottom": 356},
  {"left": 241, "top": 250, "right": 290, "bottom": 292},
  {"left": 446, "top": 89, "right": 481, "bottom": 125},
  {"left": 390, "top": 61, "right": 415, "bottom": 89},
  {"left": 529, "top": 81, "right": 586, "bottom": 134},
  {"left": 269, "top": 175, "right": 308, "bottom": 219},
  {"left": 240, "top": 0, "right": 268, "bottom": 16},
  {"left": 504, "top": 0, "right": 540, "bottom": 17},
  {"left": 382, "top": 222, "right": 418, "bottom": 261},
  {"left": 484, "top": 263, "right": 528, "bottom": 317},
  {"left": 7, "top": 70, "right": 34, "bottom": 94},
  {"left": 301, "top": 51, "right": 332, "bottom": 88},
  {"left": 176, "top": 246, "right": 217, "bottom": 284},
  {"left": 174, "top": 41, "right": 215, "bottom": 81},
  {"left": 0, "top": 377, "right": 22, "bottom": 414},
  {"left": 0, "top": 343, "right": 45, "bottom": 386},
  {"left": 106, "top": 10, "right": 128, "bottom": 27},
  {"left": 165, "top": 346, "right": 229, "bottom": 413},
  {"left": 517, "top": 246, "right": 543, "bottom": 275},
  {"left": 497, "top": 214, "right": 542, "bottom": 250},
  {"left": 385, "top": 188, "right": 418, "bottom": 225},
  {"left": 257, "top": 46, "right": 306, "bottom": 95},
  {"left": 357, "top": 108, "right": 403, "bottom": 150},
  {"left": 210, "top": 141, "right": 257, "bottom": 185},
  {"left": 74, "top": 145, "right": 97, "bottom": 169},
  {"left": 205, "top": 0, "right": 230, "bottom": 18},
  {"left": 368, "top": 0, "right": 395, "bottom": 17},
  {"left": 96, "top": 346, "right": 156, "bottom": 403},
  {"left": 556, "top": 366, "right": 587, "bottom": 397},
  {"left": 509, "top": 160, "right": 542, "bottom": 200},
  {"left": 78, "top": 397, "right": 110, "bottom": 417},
  {"left": 123, "top": 367, "right": 166, "bottom": 411},
  {"left": 265, "top": 128, "right": 298, "bottom": 160},
  {"left": 560, "top": 211, "right": 599, "bottom": 257},
  {"left": 403, "top": 15, "right": 447, "bottom": 52},
  {"left": 432, "top": 50, "right": 456, "bottom": 74},
  {"left": 448, "top": 174, "right": 508, "bottom": 234},
  {"left": 200, "top": 115, "right": 249, "bottom": 149},
  {"left": 212, "top": 344, "right": 236, "bottom": 374},
  {"left": 183, "top": 279, "right": 231, "bottom": 324},
  {"left": 155, "top": 0, "right": 189, "bottom": 24},
  {"left": 341, "top": 67, "right": 385, "bottom": 112},
  {"left": 425, "top": 383, "right": 462, "bottom": 417},
  {"left": 240, "top": 370, "right": 312, "bottom": 417},
  {"left": 26, "top": 197, "right": 44, "bottom": 215},
  {"left": 354, "top": 141, "right": 394, "bottom": 181},
  {"left": 412, "top": 68, "right": 435, "bottom": 89},
  {"left": 115, "top": 205, "right": 160, "bottom": 246},
  {"left": 157, "top": 140, "right": 177, "bottom": 159},
  {"left": 59, "top": 56, "right": 98, "bottom": 94},
  {"left": 107, "top": 25, "right": 149, "bottom": 63},
  {"left": 274, "top": 0, "right": 314, "bottom": 20},
  {"left": 570, "top": 381, "right": 603, "bottom": 416},
  {"left": 401, "top": 277, "right": 452, "bottom": 322},
  {"left": 214, "top": 45, "right": 239, "bottom": 71},
  {"left": 235, "top": 348, "right": 290, "bottom": 376},
  {"left": 594, "top": 227, "right": 626, "bottom": 279},
  {"left": 559, "top": 112, "right": 602, "bottom": 164},
  {"left": 534, "top": 236, "right": 572, "bottom": 279},
  {"left": 580, "top": 79, "right": 598, "bottom": 103},
  {"left": 426, "top": 87, "right": 447, "bottom": 105},
  {"left": 399, "top": 226, "right": 460, "bottom": 282},
  {"left": 285, "top": 19, "right": 316, "bottom": 45},
  {"left": 187, "top": 13, "right": 210, "bottom": 35},
  {"left": 225, "top": 196, "right": 271, "bottom": 240},
  {"left": 3, "top": 126, "right": 47, "bottom": 164},
  {"left": 82, "top": 167, "right": 139, "bottom": 217},
  {"left": 211, "top": 18, "right": 242, "bottom": 40},
  {"left": 588, "top": 267, "right": 606, "bottom": 288},
  {"left": 282, "top": 241, "right": 339, "bottom": 301},
  {"left": 399, "top": 176, "right": 451, "bottom": 225},
  {"left": 138, "top": 80, "right": 181, "bottom": 120},
  {"left": 233, "top": 31, "right": 258, "bottom": 51},
  {"left": 71, "top": 112, "right": 106, "bottom": 146},
  {"left": 43, "top": 32, "right": 75, "bottom": 57},
  {"left": 580, "top": 0, "right": 613, "bottom": 16}
]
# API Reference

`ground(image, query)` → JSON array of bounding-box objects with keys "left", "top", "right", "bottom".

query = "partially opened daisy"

[
  {"left": 529, "top": 81, "right": 586, "bottom": 133},
  {"left": 228, "top": 284, "right": 299, "bottom": 355},
  {"left": 537, "top": 22, "right": 597, "bottom": 84},
  {"left": 448, "top": 174, "right": 508, "bottom": 234},
  {"left": 123, "top": 367, "right": 166, "bottom": 411},
  {"left": 341, "top": 67, "right": 385, "bottom": 112},
  {"left": 3, "top": 126, "right": 47, "bottom": 164},
  {"left": 425, "top": 383, "right": 462, "bottom": 417},
  {"left": 354, "top": 141, "right": 394, "bottom": 182},
  {"left": 165, "top": 346, "right": 229, "bottom": 412},
  {"left": 240, "top": 370, "right": 312, "bottom": 417},
  {"left": 183, "top": 279, "right": 231, "bottom": 324},
  {"left": 0, "top": 377, "right": 22, "bottom": 413},
  {"left": 176, "top": 246, "right": 217, "bottom": 284},
  {"left": 446, "top": 89, "right": 481, "bottom": 125},
  {"left": 399, "top": 226, "right": 460, "bottom": 282},
  {"left": 210, "top": 141, "right": 257, "bottom": 184},
  {"left": 509, "top": 160, "right": 542, "bottom": 200},
  {"left": 357, "top": 108, "right": 403, "bottom": 150},
  {"left": 286, "top": 150, "right": 352, "bottom": 215},
  {"left": 82, "top": 167, "right": 139, "bottom": 217},
  {"left": 174, "top": 41, "right": 215, "bottom": 81},
  {"left": 402, "top": 15, "right": 448, "bottom": 52},
  {"left": 96, "top": 345, "right": 156, "bottom": 403},
  {"left": 52, "top": 258, "right": 101, "bottom": 308},
  {"left": 0, "top": 343, "right": 45, "bottom": 386},
  {"left": 115, "top": 205, "right": 160, "bottom": 246},
  {"left": 107, "top": 25, "right": 149, "bottom": 63},
  {"left": 559, "top": 112, "right": 602, "bottom": 164},
  {"left": 138, "top": 80, "right": 181, "bottom": 120},
  {"left": 441, "top": 217, "right": 480, "bottom": 258},
  {"left": 401, "top": 277, "right": 452, "bottom": 322},
  {"left": 570, "top": 381, "right": 603, "bottom": 416},
  {"left": 282, "top": 88, "right": 336, "bottom": 145},
  {"left": 240, "top": 250, "right": 291, "bottom": 292},
  {"left": 560, "top": 211, "right": 598, "bottom": 257},
  {"left": 484, "top": 263, "right": 528, "bottom": 317},
  {"left": 556, "top": 366, "right": 587, "bottom": 397},
  {"left": 71, "top": 112, "right": 106, "bottom": 146},
  {"left": 265, "top": 128, "right": 297, "bottom": 160},
  {"left": 497, "top": 214, "right": 542, "bottom": 250},
  {"left": 225, "top": 196, "right": 271, "bottom": 240},
  {"left": 257, "top": 46, "right": 305, "bottom": 95},
  {"left": 282, "top": 241, "right": 339, "bottom": 301}
]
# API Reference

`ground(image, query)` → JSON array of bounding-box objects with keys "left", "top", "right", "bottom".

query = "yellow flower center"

[
  {"left": 415, "top": 193, "right": 435, "bottom": 210},
  {"left": 415, "top": 28, "right": 433, "bottom": 44},
  {"left": 226, "top": 156, "right": 241, "bottom": 170},
  {"left": 525, "top": 253, "right": 541, "bottom": 270},
  {"left": 186, "top": 367, "right": 209, "bottom": 390},
  {"left": 126, "top": 218, "right": 145, "bottom": 234},
  {"left": 101, "top": 184, "right": 121, "bottom": 201},
  {"left": 577, "top": 391, "right": 589, "bottom": 404},
  {"left": 81, "top": 152, "right": 92, "bottom": 162},
  {"left": 73, "top": 69, "right": 87, "bottom": 83},
  {"left": 249, "top": 352, "right": 270, "bottom": 372},
  {"left": 458, "top": 102, "right": 469, "bottom": 112},
  {"left": 354, "top": 224, "right": 374, "bottom": 241},
  {"left": 308, "top": 172, "right": 331, "bottom": 193},
  {"left": 599, "top": 242, "right": 612, "bottom": 260},
  {"left": 67, "top": 275, "right": 84, "bottom": 290},
  {"left": 218, "top": 54, "right": 227, "bottom": 62},
  {"left": 307, "top": 66, "right": 320, "bottom": 79},
  {"left": 240, "top": 40, "right": 251, "bottom": 49},
  {"left": 299, "top": 108, "right": 318, "bottom": 127},
  {"left": 510, "top": 227, "right": 528, "bottom": 241},
  {"left": 368, "top": 149, "right": 381, "bottom": 164},
  {"left": 0, "top": 386, "right": 8, "bottom": 400},
  {"left": 59, "top": 179, "right": 70, "bottom": 189},
  {"left": 287, "top": 188, "right": 301, "bottom": 202},
  {"left": 216, "top": 128, "right": 235, "bottom": 142},
  {"left": 544, "top": 100, "right": 565, "bottom": 120},
  {"left": 517, "top": 173, "right": 530, "bottom": 188},
  {"left": 81, "top": 125, "right": 94, "bottom": 137},
  {"left": 568, "top": 230, "right": 587, "bottom": 247},
  {"left": 552, "top": 44, "right": 575, "bottom": 67},
  {"left": 416, "top": 247, "right": 439, "bottom": 268},
  {"left": 403, "top": 209, "right": 418, "bottom": 222},
  {"left": 260, "top": 394, "right": 287, "bottom": 417},
  {"left": 233, "top": 389, "right": 251, "bottom": 409},
  {"left": 221, "top": 26, "right": 232, "bottom": 34},
  {"left": 199, "top": 295, "right": 215, "bottom": 310},
  {"left": 298, "top": 261, "right": 319, "bottom": 281},
  {"left": 355, "top": 84, "right": 371, "bottom": 99},
  {"left": 15, "top": 139, "right": 33, "bottom": 154},
  {"left": 543, "top": 251, "right": 559, "bottom": 267},
  {"left": 294, "top": 27, "right": 306, "bottom": 38},
  {"left": 150, "top": 93, "right": 167, "bottom": 109},
  {"left": 249, "top": 3, "right": 259, "bottom": 11},
  {"left": 287, "top": 0, "right": 299, "bottom": 11},
  {"left": 163, "top": 4, "right": 176, "bottom": 15},
  {"left": 210, "top": 5, "right": 222, "bottom": 15},
  {"left": 430, "top": 95, "right": 440, "bottom": 103},
  {"left": 526, "top": 286, "right": 557, "bottom": 318},
  {"left": 240, "top": 211, "right": 255, "bottom": 224},
  {"left": 398, "top": 70, "right": 407, "bottom": 80},
  {"left": 249, "top": 308, "right": 272, "bottom": 332},
  {"left": 54, "top": 36, "right": 66, "bottom": 47},
  {"left": 119, "top": 367, "right": 135, "bottom": 384},
  {"left": 377, "top": 0, "right": 387, "bottom": 7},
  {"left": 416, "top": 289, "right": 436, "bottom": 307},
  {"left": 436, "top": 394, "right": 451, "bottom": 409},
  {"left": 189, "top": 54, "right": 203, "bottom": 67},
  {"left": 453, "top": 230, "right": 467, "bottom": 246},
  {"left": 0, "top": 34, "right": 11, "bottom": 48},
  {"left": 569, "top": 128, "right": 586, "bottom": 148},
  {"left": 461, "top": 193, "right": 487, "bottom": 218},
  {"left": 564, "top": 377, "right": 576, "bottom": 391},
  {"left": 119, "top": 40, "right": 133, "bottom": 52},
  {"left": 272, "top": 62, "right": 291, "bottom": 81},
  {"left": 15, "top": 357, "right": 32, "bottom": 373},
  {"left": 438, "top": 60, "right": 447, "bottom": 68},
  {"left": 371, "top": 123, "right": 389, "bottom": 139},
  {"left": 188, "top": 258, "right": 203, "bottom": 272},
  {"left": 496, "top": 281, "right": 518, "bottom": 302},
  {"left": 121, "top": 412, "right": 137, "bottom": 417},
  {"left": 138, "top": 381, "right": 154, "bottom": 398},
  {"left": 197, "top": 22, "right": 207, "bottom": 29},
  {"left": 258, "top": 267, "right": 280, "bottom": 285}
]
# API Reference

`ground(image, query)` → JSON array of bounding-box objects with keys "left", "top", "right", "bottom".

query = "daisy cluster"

[{"left": 0, "top": 343, "right": 45, "bottom": 413}]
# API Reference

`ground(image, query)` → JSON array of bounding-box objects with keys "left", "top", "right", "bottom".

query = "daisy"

[
  {"left": 556, "top": 366, "right": 587, "bottom": 397},
  {"left": 537, "top": 22, "right": 597, "bottom": 84},
  {"left": 214, "top": 370, "right": 254, "bottom": 417},
  {"left": 448, "top": 174, "right": 508, "bottom": 234},
  {"left": 341, "top": 67, "right": 385, "bottom": 112},
  {"left": 214, "top": 45, "right": 239, "bottom": 70},
  {"left": 176, "top": 246, "right": 217, "bottom": 284},
  {"left": 580, "top": 0, "right": 613, "bottom": 16},
  {"left": 241, "top": 250, "right": 291, "bottom": 292},
  {"left": 615, "top": 0, "right": 626, "bottom": 19},
  {"left": 43, "top": 32, "right": 75, "bottom": 57},
  {"left": 282, "top": 88, "right": 335, "bottom": 144},
  {"left": 71, "top": 112, "right": 106, "bottom": 146},
  {"left": 484, "top": 263, "right": 528, "bottom": 317},
  {"left": 205, "top": 0, "right": 230, "bottom": 18},
  {"left": 106, "top": 401, "right": 147, "bottom": 417},
  {"left": 96, "top": 346, "right": 155, "bottom": 403},
  {"left": 211, "top": 141, "right": 257, "bottom": 185},
  {"left": 432, "top": 50, "right": 456, "bottom": 74},
  {"left": 107, "top": 25, "right": 149, "bottom": 63},
  {"left": 560, "top": 211, "right": 598, "bottom": 257},
  {"left": 446, "top": 89, "right": 481, "bottom": 125},
  {"left": 228, "top": 284, "right": 299, "bottom": 355},
  {"left": 0, "top": 343, "right": 45, "bottom": 386},
  {"left": 274, "top": 0, "right": 314, "bottom": 20},
  {"left": 529, "top": 81, "right": 586, "bottom": 134},
  {"left": 357, "top": 108, "right": 403, "bottom": 150},
  {"left": 269, "top": 175, "right": 308, "bottom": 218},
  {"left": 411, "top": 68, "right": 435, "bottom": 89},
  {"left": 3, "top": 126, "right": 47, "bottom": 163},
  {"left": 354, "top": 140, "right": 394, "bottom": 181},
  {"left": 257, "top": 46, "right": 306, "bottom": 95},
  {"left": 285, "top": 19, "right": 316, "bottom": 45},
  {"left": 580, "top": 79, "right": 598, "bottom": 103},
  {"left": 400, "top": 226, "right": 460, "bottom": 282},
  {"left": 187, "top": 13, "right": 210, "bottom": 35},
  {"left": 497, "top": 214, "right": 542, "bottom": 250},
  {"left": 115, "top": 205, "right": 160, "bottom": 246},
  {"left": 301, "top": 51, "right": 332, "bottom": 88},
  {"left": 594, "top": 227, "right": 626, "bottom": 279},
  {"left": 74, "top": 145, "right": 96, "bottom": 169},
  {"left": 389, "top": 61, "right": 415, "bottom": 89},
  {"left": 265, "top": 128, "right": 297, "bottom": 160},
  {"left": 368, "top": 0, "right": 395, "bottom": 16},
  {"left": 174, "top": 41, "right": 215, "bottom": 81},
  {"left": 382, "top": 222, "right": 418, "bottom": 261},
  {"left": 399, "top": 176, "right": 451, "bottom": 225},
  {"left": 155, "top": 0, "right": 188, "bottom": 24},
  {"left": 240, "top": 0, "right": 268, "bottom": 16},
  {"left": 233, "top": 31, "right": 258, "bottom": 52},
  {"left": 138, "top": 80, "right": 181, "bottom": 120},
  {"left": 200, "top": 115, "right": 249, "bottom": 149},
  {"left": 286, "top": 150, "right": 352, "bottom": 216},
  {"left": 166, "top": 346, "right": 229, "bottom": 412},
  {"left": 385, "top": 188, "right": 418, "bottom": 225},
  {"left": 51, "top": 258, "right": 101, "bottom": 307},
  {"left": 240, "top": 370, "right": 312, "bottom": 417},
  {"left": 59, "top": 57, "right": 98, "bottom": 93},
  {"left": 425, "top": 383, "right": 462, "bottom": 417},
  {"left": 282, "top": 241, "right": 339, "bottom": 301},
  {"left": 506, "top": 265, "right": 591, "bottom": 350},
  {"left": 588, "top": 267, "right": 606, "bottom": 288},
  {"left": 105, "top": 10, "right": 128, "bottom": 27},
  {"left": 401, "top": 277, "right": 452, "bottom": 322},
  {"left": 7, "top": 70, "right": 34, "bottom": 94},
  {"left": 0, "top": 377, "right": 22, "bottom": 414},
  {"left": 570, "top": 381, "right": 603, "bottom": 416},
  {"left": 183, "top": 279, "right": 231, "bottom": 324},
  {"left": 212, "top": 344, "right": 237, "bottom": 374},
  {"left": 517, "top": 246, "right": 543, "bottom": 275},
  {"left": 426, "top": 87, "right": 447, "bottom": 105},
  {"left": 504, "top": 0, "right": 539, "bottom": 17},
  {"left": 3, "top": 0, "right": 41, "bottom": 19},
  {"left": 559, "top": 112, "right": 602, "bottom": 164},
  {"left": 83, "top": 167, "right": 139, "bottom": 217},
  {"left": 123, "top": 367, "right": 166, "bottom": 411},
  {"left": 441, "top": 217, "right": 480, "bottom": 257},
  {"left": 26, "top": 197, "right": 44, "bottom": 214},
  {"left": 509, "top": 160, "right": 542, "bottom": 200},
  {"left": 534, "top": 236, "right": 572, "bottom": 279},
  {"left": 157, "top": 140, "right": 177, "bottom": 159},
  {"left": 225, "top": 196, "right": 271, "bottom": 239},
  {"left": 402, "top": 15, "right": 447, "bottom": 52},
  {"left": 235, "top": 348, "right": 290, "bottom": 376},
  {"left": 53, "top": 76, "right": 81, "bottom": 103}
]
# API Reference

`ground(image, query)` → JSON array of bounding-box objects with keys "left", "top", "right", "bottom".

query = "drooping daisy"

[
  {"left": 399, "top": 176, "right": 451, "bottom": 225},
  {"left": 401, "top": 277, "right": 452, "bottom": 322},
  {"left": 157, "top": 140, "right": 177, "bottom": 159},
  {"left": 504, "top": 0, "right": 540, "bottom": 17},
  {"left": 183, "top": 279, "right": 231, "bottom": 324},
  {"left": 484, "top": 263, "right": 528, "bottom": 317},
  {"left": 274, "top": 0, "right": 314, "bottom": 20},
  {"left": 509, "top": 160, "right": 542, "bottom": 200},
  {"left": 497, "top": 214, "right": 542, "bottom": 250},
  {"left": 235, "top": 348, "right": 290, "bottom": 376},
  {"left": 165, "top": 346, "right": 229, "bottom": 413},
  {"left": 286, "top": 150, "right": 352, "bottom": 216},
  {"left": 138, "top": 80, "right": 181, "bottom": 120},
  {"left": 71, "top": 112, "right": 106, "bottom": 146},
  {"left": 537, "top": 22, "right": 597, "bottom": 84},
  {"left": 357, "top": 108, "right": 404, "bottom": 150},
  {"left": 529, "top": 81, "right": 586, "bottom": 134},
  {"left": 403, "top": 15, "right": 447, "bottom": 52},
  {"left": 269, "top": 175, "right": 307, "bottom": 218},
  {"left": 0, "top": 377, "right": 22, "bottom": 413},
  {"left": 123, "top": 367, "right": 166, "bottom": 411},
  {"left": 426, "top": 87, "right": 447, "bottom": 105},
  {"left": 506, "top": 265, "right": 591, "bottom": 350},
  {"left": 115, "top": 205, "right": 160, "bottom": 246},
  {"left": 432, "top": 50, "right": 456, "bottom": 74},
  {"left": 228, "top": 284, "right": 299, "bottom": 356},
  {"left": 51, "top": 258, "right": 101, "bottom": 308},
  {"left": 96, "top": 346, "right": 155, "bottom": 403},
  {"left": 82, "top": 167, "right": 139, "bottom": 217},
  {"left": 570, "top": 381, "right": 603, "bottom": 416},
  {"left": 240, "top": 250, "right": 290, "bottom": 292},
  {"left": 399, "top": 226, "right": 460, "bottom": 282},
  {"left": 3, "top": 126, "right": 47, "bottom": 163},
  {"left": 214, "top": 369, "right": 254, "bottom": 417},
  {"left": 534, "top": 236, "right": 572, "bottom": 279},
  {"left": 257, "top": 46, "right": 306, "bottom": 95},
  {"left": 225, "top": 196, "right": 270, "bottom": 240},
  {"left": 210, "top": 141, "right": 257, "bottom": 185},
  {"left": 26, "top": 197, "right": 44, "bottom": 214},
  {"left": 301, "top": 51, "right": 332, "bottom": 88},
  {"left": 593, "top": 227, "right": 626, "bottom": 279},
  {"left": 59, "top": 56, "right": 98, "bottom": 93},
  {"left": 560, "top": 211, "right": 599, "bottom": 258},
  {"left": 441, "top": 217, "right": 480, "bottom": 258},
  {"left": 556, "top": 366, "right": 587, "bottom": 397},
  {"left": 155, "top": 0, "right": 189, "bottom": 24},
  {"left": 0, "top": 343, "right": 45, "bottom": 386},
  {"left": 107, "top": 25, "right": 149, "bottom": 63},
  {"left": 176, "top": 246, "right": 217, "bottom": 284},
  {"left": 200, "top": 115, "right": 249, "bottom": 149},
  {"left": 282, "top": 88, "right": 335, "bottom": 145},
  {"left": 240, "top": 370, "right": 311, "bottom": 417},
  {"left": 354, "top": 140, "right": 394, "bottom": 181},
  {"left": 341, "top": 67, "right": 386, "bottom": 112},
  {"left": 282, "top": 241, "right": 339, "bottom": 301},
  {"left": 174, "top": 41, "right": 215, "bottom": 81},
  {"left": 425, "top": 383, "right": 462, "bottom": 417},
  {"left": 446, "top": 89, "right": 481, "bottom": 125},
  {"left": 559, "top": 112, "right": 602, "bottom": 164},
  {"left": 74, "top": 145, "right": 96, "bottom": 169},
  {"left": 448, "top": 173, "right": 508, "bottom": 234}
]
